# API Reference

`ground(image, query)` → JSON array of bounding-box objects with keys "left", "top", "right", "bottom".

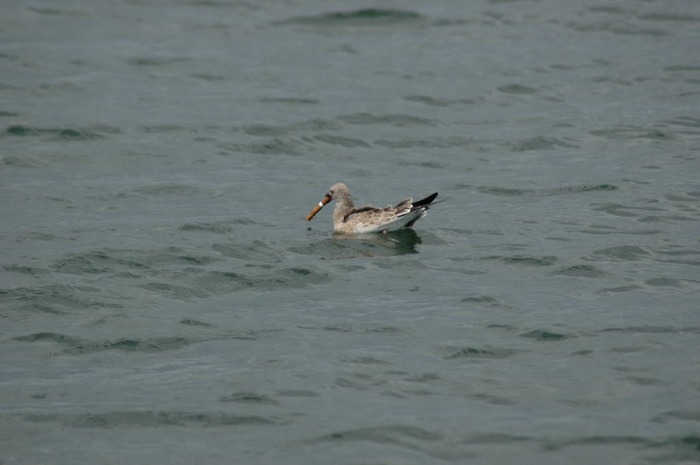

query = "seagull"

[{"left": 306, "top": 182, "right": 438, "bottom": 234}]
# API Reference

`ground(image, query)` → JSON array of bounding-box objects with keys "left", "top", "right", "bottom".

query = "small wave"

[
  {"left": 179, "top": 318, "right": 214, "bottom": 327},
  {"left": 140, "top": 124, "right": 190, "bottom": 133},
  {"left": 590, "top": 245, "right": 651, "bottom": 261},
  {"left": 127, "top": 56, "right": 190, "bottom": 67},
  {"left": 443, "top": 345, "right": 520, "bottom": 360},
  {"left": 313, "top": 134, "right": 370, "bottom": 148},
  {"left": 49, "top": 250, "right": 156, "bottom": 275},
  {"left": 1, "top": 285, "right": 121, "bottom": 315},
  {"left": 218, "top": 137, "right": 314, "bottom": 156},
  {"left": 595, "top": 285, "right": 644, "bottom": 295},
  {"left": 337, "top": 113, "right": 436, "bottom": 127},
  {"left": 27, "top": 7, "right": 83, "bottom": 17},
  {"left": 481, "top": 255, "right": 558, "bottom": 266},
  {"left": 552, "top": 264, "right": 606, "bottom": 278},
  {"left": 132, "top": 183, "right": 207, "bottom": 197},
  {"left": 180, "top": 221, "right": 235, "bottom": 234},
  {"left": 0, "top": 154, "right": 41, "bottom": 168},
  {"left": 276, "top": 9, "right": 426, "bottom": 27},
  {"left": 639, "top": 12, "right": 700, "bottom": 23},
  {"left": 49, "top": 247, "right": 228, "bottom": 278},
  {"left": 183, "top": 265, "right": 331, "bottom": 296},
  {"left": 461, "top": 433, "right": 532, "bottom": 444},
  {"left": 520, "top": 329, "right": 572, "bottom": 341},
  {"left": 375, "top": 136, "right": 475, "bottom": 149},
  {"left": 4, "top": 124, "right": 111, "bottom": 140},
  {"left": 510, "top": 136, "right": 578, "bottom": 151},
  {"left": 14, "top": 332, "right": 193, "bottom": 355},
  {"left": 498, "top": 84, "right": 539, "bottom": 95},
  {"left": 543, "top": 435, "right": 660, "bottom": 452},
  {"left": 259, "top": 96, "right": 319, "bottom": 105},
  {"left": 477, "top": 184, "right": 618, "bottom": 197},
  {"left": 51, "top": 253, "right": 118, "bottom": 275},
  {"left": 219, "top": 392, "right": 280, "bottom": 405},
  {"left": 590, "top": 125, "right": 674, "bottom": 140},
  {"left": 276, "top": 390, "right": 320, "bottom": 398},
  {"left": 21, "top": 411, "right": 280, "bottom": 428},
  {"left": 242, "top": 123, "right": 289, "bottom": 137},
  {"left": 598, "top": 326, "right": 695, "bottom": 334},
  {"left": 233, "top": 119, "right": 340, "bottom": 138},
  {"left": 138, "top": 282, "right": 210, "bottom": 300},
  {"left": 310, "top": 424, "right": 465, "bottom": 460},
  {"left": 564, "top": 19, "right": 668, "bottom": 37},
  {"left": 403, "top": 95, "right": 480, "bottom": 107},
  {"left": 460, "top": 295, "right": 503, "bottom": 308},
  {"left": 645, "top": 277, "right": 698, "bottom": 289},
  {"left": 3, "top": 264, "right": 50, "bottom": 276},
  {"left": 213, "top": 240, "right": 285, "bottom": 262}
]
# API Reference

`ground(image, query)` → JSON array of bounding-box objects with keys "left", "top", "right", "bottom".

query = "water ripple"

[
  {"left": 552, "top": 264, "right": 606, "bottom": 278},
  {"left": 520, "top": 329, "right": 572, "bottom": 342},
  {"left": 14, "top": 332, "right": 191, "bottom": 354},
  {"left": 4, "top": 124, "right": 114, "bottom": 140},
  {"left": 590, "top": 245, "right": 652, "bottom": 261},
  {"left": 477, "top": 184, "right": 618, "bottom": 197},
  {"left": 276, "top": 9, "right": 427, "bottom": 27},
  {"left": 19, "top": 411, "right": 281, "bottom": 427},
  {"left": 1, "top": 285, "right": 121, "bottom": 316},
  {"left": 311, "top": 425, "right": 457, "bottom": 460},
  {"left": 442, "top": 346, "right": 521, "bottom": 360},
  {"left": 337, "top": 113, "right": 437, "bottom": 127}
]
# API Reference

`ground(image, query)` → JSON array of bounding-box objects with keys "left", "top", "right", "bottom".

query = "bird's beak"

[{"left": 306, "top": 194, "right": 332, "bottom": 221}]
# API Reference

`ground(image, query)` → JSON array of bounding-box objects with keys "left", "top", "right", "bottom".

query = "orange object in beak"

[{"left": 306, "top": 194, "right": 332, "bottom": 221}]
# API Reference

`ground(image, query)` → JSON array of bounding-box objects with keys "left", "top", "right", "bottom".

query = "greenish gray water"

[{"left": 1, "top": 1, "right": 699, "bottom": 464}]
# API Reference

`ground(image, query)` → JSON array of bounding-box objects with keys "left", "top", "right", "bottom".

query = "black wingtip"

[{"left": 413, "top": 192, "right": 438, "bottom": 207}]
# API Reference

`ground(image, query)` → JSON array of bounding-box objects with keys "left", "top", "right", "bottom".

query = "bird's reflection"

[
  {"left": 382, "top": 229, "right": 423, "bottom": 254},
  {"left": 330, "top": 228, "right": 423, "bottom": 256}
]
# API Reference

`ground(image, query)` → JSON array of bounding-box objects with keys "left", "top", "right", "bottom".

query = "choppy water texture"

[{"left": 1, "top": 1, "right": 699, "bottom": 464}]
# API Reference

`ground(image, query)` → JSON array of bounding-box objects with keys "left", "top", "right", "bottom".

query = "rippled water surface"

[{"left": 2, "top": 1, "right": 699, "bottom": 464}]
